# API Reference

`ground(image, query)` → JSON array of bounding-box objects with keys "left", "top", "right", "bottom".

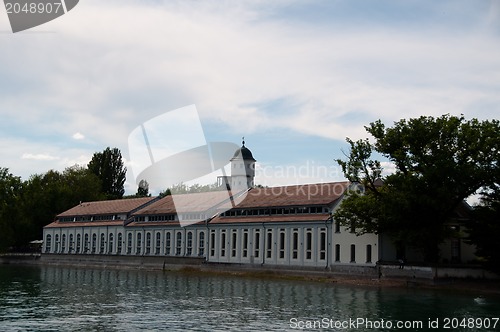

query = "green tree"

[
  {"left": 466, "top": 184, "right": 500, "bottom": 271},
  {"left": 21, "top": 166, "right": 104, "bottom": 243},
  {"left": 0, "top": 168, "right": 23, "bottom": 252},
  {"left": 335, "top": 115, "right": 500, "bottom": 262},
  {"left": 88, "top": 147, "right": 126, "bottom": 199},
  {"left": 136, "top": 179, "right": 150, "bottom": 197}
]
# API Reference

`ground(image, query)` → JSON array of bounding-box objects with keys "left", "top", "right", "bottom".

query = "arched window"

[
  {"left": 100, "top": 233, "right": 105, "bottom": 254},
  {"left": 136, "top": 233, "right": 142, "bottom": 255},
  {"left": 69, "top": 234, "right": 74, "bottom": 253},
  {"left": 108, "top": 233, "right": 114, "bottom": 254},
  {"left": 84, "top": 234, "right": 89, "bottom": 253},
  {"left": 155, "top": 232, "right": 161, "bottom": 255},
  {"left": 76, "top": 234, "right": 81, "bottom": 253},
  {"left": 145, "top": 232, "right": 151, "bottom": 255},
  {"left": 61, "top": 234, "right": 66, "bottom": 253},
  {"left": 175, "top": 232, "right": 182, "bottom": 255},
  {"left": 198, "top": 232, "right": 205, "bottom": 256},
  {"left": 127, "top": 233, "right": 132, "bottom": 254},
  {"left": 165, "top": 232, "right": 171, "bottom": 256},
  {"left": 117, "top": 233, "right": 123, "bottom": 254},
  {"left": 91, "top": 234, "right": 97, "bottom": 254},
  {"left": 55, "top": 234, "right": 59, "bottom": 253},
  {"left": 45, "top": 234, "right": 52, "bottom": 253},
  {"left": 186, "top": 232, "right": 193, "bottom": 256}
]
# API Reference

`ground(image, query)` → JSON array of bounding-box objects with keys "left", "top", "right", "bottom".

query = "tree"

[
  {"left": 20, "top": 166, "right": 104, "bottom": 243},
  {"left": 335, "top": 115, "right": 500, "bottom": 262},
  {"left": 136, "top": 179, "right": 150, "bottom": 197},
  {"left": 466, "top": 184, "right": 500, "bottom": 271},
  {"left": 0, "top": 168, "right": 23, "bottom": 252},
  {"left": 88, "top": 147, "right": 126, "bottom": 199}
]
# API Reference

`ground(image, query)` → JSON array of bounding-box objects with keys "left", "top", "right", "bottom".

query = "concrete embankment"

[{"left": 1, "top": 254, "right": 498, "bottom": 293}]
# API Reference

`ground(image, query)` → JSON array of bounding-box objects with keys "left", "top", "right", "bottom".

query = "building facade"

[{"left": 42, "top": 141, "right": 473, "bottom": 269}]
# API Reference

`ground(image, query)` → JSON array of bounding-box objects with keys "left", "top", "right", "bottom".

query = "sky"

[{"left": 1, "top": 0, "right": 499, "bottom": 195}]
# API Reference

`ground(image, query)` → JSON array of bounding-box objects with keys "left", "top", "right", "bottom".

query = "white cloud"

[
  {"left": 21, "top": 153, "right": 60, "bottom": 161},
  {"left": 72, "top": 132, "right": 85, "bottom": 140},
  {"left": 1, "top": 0, "right": 499, "bottom": 189}
]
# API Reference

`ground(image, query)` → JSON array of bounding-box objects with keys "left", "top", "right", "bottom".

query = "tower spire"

[{"left": 242, "top": 136, "right": 245, "bottom": 147}]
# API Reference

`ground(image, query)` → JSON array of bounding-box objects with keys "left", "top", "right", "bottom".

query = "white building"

[{"left": 43, "top": 141, "right": 473, "bottom": 269}]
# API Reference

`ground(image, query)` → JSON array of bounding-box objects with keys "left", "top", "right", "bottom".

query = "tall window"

[
  {"left": 69, "top": 234, "right": 74, "bottom": 253},
  {"left": 231, "top": 230, "right": 237, "bottom": 257},
  {"left": 186, "top": 232, "right": 193, "bottom": 256},
  {"left": 305, "top": 230, "right": 312, "bottom": 260},
  {"left": 210, "top": 230, "right": 215, "bottom": 257},
  {"left": 220, "top": 230, "right": 226, "bottom": 257},
  {"left": 76, "top": 234, "right": 81, "bottom": 253},
  {"left": 292, "top": 230, "right": 299, "bottom": 260},
  {"left": 61, "top": 234, "right": 66, "bottom": 253},
  {"left": 155, "top": 232, "right": 161, "bottom": 255},
  {"left": 127, "top": 233, "right": 132, "bottom": 254},
  {"left": 145, "top": 232, "right": 151, "bottom": 255},
  {"left": 350, "top": 244, "right": 356, "bottom": 263},
  {"left": 335, "top": 221, "right": 341, "bottom": 233},
  {"left": 165, "top": 232, "right": 171, "bottom": 255},
  {"left": 335, "top": 244, "right": 340, "bottom": 262},
  {"left": 136, "top": 233, "right": 142, "bottom": 255},
  {"left": 266, "top": 230, "right": 272, "bottom": 259},
  {"left": 176, "top": 232, "right": 182, "bottom": 255},
  {"left": 45, "top": 234, "right": 51, "bottom": 253},
  {"left": 91, "top": 234, "right": 96, "bottom": 254},
  {"left": 108, "top": 233, "right": 114, "bottom": 254},
  {"left": 366, "top": 244, "right": 372, "bottom": 263},
  {"left": 117, "top": 233, "right": 122, "bottom": 254},
  {"left": 84, "top": 234, "right": 89, "bottom": 253},
  {"left": 279, "top": 229, "right": 285, "bottom": 259},
  {"left": 100, "top": 233, "right": 105, "bottom": 254},
  {"left": 319, "top": 229, "right": 326, "bottom": 261},
  {"left": 198, "top": 231, "right": 205, "bottom": 256},
  {"left": 242, "top": 230, "right": 248, "bottom": 258},
  {"left": 55, "top": 234, "right": 59, "bottom": 253},
  {"left": 254, "top": 230, "right": 260, "bottom": 258}
]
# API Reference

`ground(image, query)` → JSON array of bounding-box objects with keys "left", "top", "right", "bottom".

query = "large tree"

[
  {"left": 466, "top": 183, "right": 500, "bottom": 271},
  {"left": 335, "top": 115, "right": 499, "bottom": 262},
  {"left": 0, "top": 168, "right": 23, "bottom": 252},
  {"left": 20, "top": 166, "right": 104, "bottom": 242},
  {"left": 88, "top": 147, "right": 127, "bottom": 199}
]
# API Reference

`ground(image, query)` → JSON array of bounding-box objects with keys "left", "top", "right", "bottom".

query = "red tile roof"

[
  {"left": 134, "top": 191, "right": 232, "bottom": 215},
  {"left": 229, "top": 182, "right": 349, "bottom": 208},
  {"left": 44, "top": 220, "right": 124, "bottom": 228},
  {"left": 210, "top": 213, "right": 332, "bottom": 224},
  {"left": 57, "top": 197, "right": 157, "bottom": 217}
]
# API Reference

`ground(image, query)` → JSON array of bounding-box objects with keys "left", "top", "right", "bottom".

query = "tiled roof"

[
  {"left": 210, "top": 213, "right": 332, "bottom": 224},
  {"left": 44, "top": 220, "right": 124, "bottom": 228},
  {"left": 228, "top": 182, "right": 349, "bottom": 208},
  {"left": 57, "top": 197, "right": 157, "bottom": 217},
  {"left": 134, "top": 191, "right": 232, "bottom": 215}
]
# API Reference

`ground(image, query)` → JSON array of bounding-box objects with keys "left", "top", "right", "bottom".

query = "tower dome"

[{"left": 231, "top": 139, "right": 256, "bottom": 161}]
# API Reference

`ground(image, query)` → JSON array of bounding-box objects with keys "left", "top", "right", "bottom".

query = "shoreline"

[{"left": 2, "top": 254, "right": 499, "bottom": 296}]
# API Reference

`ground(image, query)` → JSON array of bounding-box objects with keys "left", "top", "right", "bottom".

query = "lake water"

[{"left": 0, "top": 265, "right": 499, "bottom": 331}]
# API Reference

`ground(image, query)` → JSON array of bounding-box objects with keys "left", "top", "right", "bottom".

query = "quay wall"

[{"left": 1, "top": 254, "right": 498, "bottom": 281}]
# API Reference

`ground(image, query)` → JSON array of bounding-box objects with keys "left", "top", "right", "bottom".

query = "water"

[{"left": 0, "top": 265, "right": 499, "bottom": 331}]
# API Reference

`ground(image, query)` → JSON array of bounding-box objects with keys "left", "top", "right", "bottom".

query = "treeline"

[{"left": 0, "top": 147, "right": 136, "bottom": 252}]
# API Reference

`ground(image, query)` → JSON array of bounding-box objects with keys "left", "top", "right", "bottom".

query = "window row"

[{"left": 44, "top": 231, "right": 206, "bottom": 257}]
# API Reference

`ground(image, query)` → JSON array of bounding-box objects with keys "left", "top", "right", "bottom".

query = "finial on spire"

[{"left": 242, "top": 136, "right": 245, "bottom": 147}]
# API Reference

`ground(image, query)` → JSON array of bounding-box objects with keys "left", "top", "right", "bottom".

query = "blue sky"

[{"left": 1, "top": 0, "right": 499, "bottom": 194}]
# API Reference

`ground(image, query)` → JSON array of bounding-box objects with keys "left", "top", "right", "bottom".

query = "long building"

[{"left": 42, "top": 141, "right": 475, "bottom": 270}]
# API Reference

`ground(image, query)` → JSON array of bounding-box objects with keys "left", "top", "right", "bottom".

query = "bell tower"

[{"left": 230, "top": 138, "right": 256, "bottom": 192}]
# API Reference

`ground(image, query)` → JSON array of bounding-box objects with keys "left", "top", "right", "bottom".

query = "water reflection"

[{"left": 0, "top": 265, "right": 498, "bottom": 331}]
